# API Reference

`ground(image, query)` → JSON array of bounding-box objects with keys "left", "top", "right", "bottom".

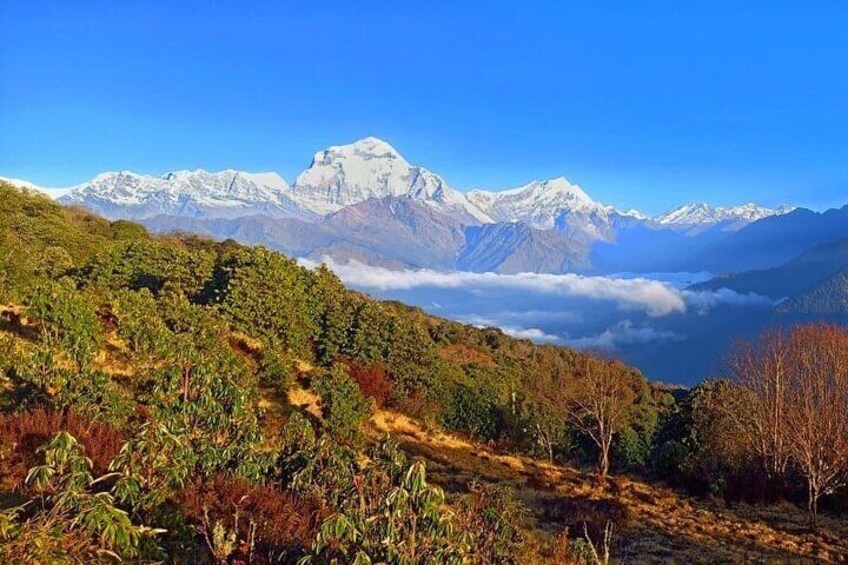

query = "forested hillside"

[{"left": 1, "top": 182, "right": 847, "bottom": 563}]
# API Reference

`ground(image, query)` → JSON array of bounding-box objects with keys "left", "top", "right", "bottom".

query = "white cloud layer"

[
  {"left": 304, "top": 259, "right": 775, "bottom": 318},
  {"left": 566, "top": 320, "right": 682, "bottom": 350},
  {"left": 681, "top": 287, "right": 776, "bottom": 313},
  {"left": 456, "top": 314, "right": 562, "bottom": 343},
  {"left": 501, "top": 327, "right": 561, "bottom": 342}
]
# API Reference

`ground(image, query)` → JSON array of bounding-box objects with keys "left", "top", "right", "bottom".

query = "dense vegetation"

[{"left": 1, "top": 182, "right": 846, "bottom": 563}]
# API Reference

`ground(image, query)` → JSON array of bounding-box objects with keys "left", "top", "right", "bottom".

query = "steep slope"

[
  {"left": 144, "top": 200, "right": 591, "bottom": 273},
  {"left": 314, "top": 196, "right": 469, "bottom": 269},
  {"left": 59, "top": 169, "right": 306, "bottom": 220},
  {"left": 458, "top": 222, "right": 585, "bottom": 273},
  {"left": 694, "top": 239, "right": 848, "bottom": 299},
  {"left": 289, "top": 137, "right": 492, "bottom": 223},
  {"left": 778, "top": 267, "right": 848, "bottom": 314},
  {"left": 367, "top": 407, "right": 848, "bottom": 564},
  {"left": 685, "top": 206, "right": 848, "bottom": 273},
  {"left": 145, "top": 196, "right": 469, "bottom": 270}
]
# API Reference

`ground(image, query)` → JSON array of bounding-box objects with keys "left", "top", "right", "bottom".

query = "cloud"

[
  {"left": 681, "top": 288, "right": 776, "bottom": 313},
  {"left": 306, "top": 259, "right": 687, "bottom": 316},
  {"left": 611, "top": 271, "right": 715, "bottom": 288},
  {"left": 502, "top": 327, "right": 561, "bottom": 343},
  {"left": 456, "top": 314, "right": 562, "bottom": 343},
  {"left": 304, "top": 259, "right": 775, "bottom": 318},
  {"left": 566, "top": 321, "right": 682, "bottom": 350}
]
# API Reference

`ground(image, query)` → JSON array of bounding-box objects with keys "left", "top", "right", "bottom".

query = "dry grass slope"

[
  {"left": 267, "top": 383, "right": 847, "bottom": 563},
  {"left": 366, "top": 408, "right": 848, "bottom": 564},
  {"left": 3, "top": 306, "right": 846, "bottom": 564}
]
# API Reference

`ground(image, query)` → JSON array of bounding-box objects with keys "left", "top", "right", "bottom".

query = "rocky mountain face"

[
  {"left": 145, "top": 196, "right": 588, "bottom": 273},
  {"left": 458, "top": 222, "right": 584, "bottom": 273},
  {"left": 4, "top": 137, "right": 801, "bottom": 274}
]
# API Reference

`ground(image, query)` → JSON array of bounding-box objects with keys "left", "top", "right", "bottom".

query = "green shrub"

[
  {"left": 112, "top": 288, "right": 170, "bottom": 358},
  {"left": 215, "top": 246, "right": 316, "bottom": 358},
  {"left": 274, "top": 412, "right": 360, "bottom": 509},
  {"left": 27, "top": 280, "right": 101, "bottom": 371},
  {"left": 303, "top": 458, "right": 471, "bottom": 564},
  {"left": 613, "top": 426, "right": 652, "bottom": 471},
  {"left": 313, "top": 365, "right": 372, "bottom": 444},
  {"left": 258, "top": 346, "right": 298, "bottom": 394},
  {"left": 441, "top": 381, "right": 504, "bottom": 442},
  {"left": 0, "top": 432, "right": 164, "bottom": 563}
]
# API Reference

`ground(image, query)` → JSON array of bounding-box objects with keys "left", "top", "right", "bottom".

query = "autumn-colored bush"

[
  {"left": 343, "top": 360, "right": 394, "bottom": 407},
  {"left": 438, "top": 343, "right": 496, "bottom": 368},
  {"left": 0, "top": 407, "right": 124, "bottom": 489},
  {"left": 179, "top": 474, "right": 327, "bottom": 562},
  {"left": 456, "top": 480, "right": 529, "bottom": 564}
]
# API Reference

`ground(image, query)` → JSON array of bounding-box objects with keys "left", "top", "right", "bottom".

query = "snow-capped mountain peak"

[
  {"left": 467, "top": 176, "right": 614, "bottom": 230},
  {"left": 237, "top": 171, "right": 289, "bottom": 192},
  {"left": 4, "top": 138, "right": 798, "bottom": 246},
  {"left": 289, "top": 137, "right": 492, "bottom": 223},
  {"left": 621, "top": 208, "right": 648, "bottom": 220},
  {"left": 58, "top": 168, "right": 301, "bottom": 220},
  {"left": 654, "top": 202, "right": 793, "bottom": 226},
  {"left": 328, "top": 136, "right": 402, "bottom": 160}
]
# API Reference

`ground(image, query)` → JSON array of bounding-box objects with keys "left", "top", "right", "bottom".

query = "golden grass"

[
  {"left": 4, "top": 302, "right": 844, "bottom": 564},
  {"left": 366, "top": 404, "right": 848, "bottom": 564}
]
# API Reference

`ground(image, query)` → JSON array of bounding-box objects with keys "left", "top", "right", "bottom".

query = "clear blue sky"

[{"left": 1, "top": 1, "right": 846, "bottom": 214}]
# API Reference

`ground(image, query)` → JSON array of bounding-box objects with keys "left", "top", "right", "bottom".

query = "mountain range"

[{"left": 0, "top": 136, "right": 813, "bottom": 275}]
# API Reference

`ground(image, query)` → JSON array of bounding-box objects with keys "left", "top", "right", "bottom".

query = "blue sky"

[{"left": 1, "top": 1, "right": 846, "bottom": 215}]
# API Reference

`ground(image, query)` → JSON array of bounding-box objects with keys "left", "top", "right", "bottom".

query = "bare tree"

[
  {"left": 783, "top": 324, "right": 848, "bottom": 528},
  {"left": 730, "top": 329, "right": 793, "bottom": 481},
  {"left": 735, "top": 324, "right": 848, "bottom": 528},
  {"left": 567, "top": 357, "right": 635, "bottom": 479}
]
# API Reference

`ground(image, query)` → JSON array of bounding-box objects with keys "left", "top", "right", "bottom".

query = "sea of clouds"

[
  {"left": 303, "top": 259, "right": 773, "bottom": 318},
  {"left": 300, "top": 259, "right": 776, "bottom": 382}
]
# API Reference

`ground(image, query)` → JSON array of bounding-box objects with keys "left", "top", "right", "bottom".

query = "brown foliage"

[
  {"left": 179, "top": 474, "right": 327, "bottom": 562},
  {"left": 343, "top": 360, "right": 394, "bottom": 408},
  {"left": 0, "top": 521, "right": 97, "bottom": 564},
  {"left": 783, "top": 324, "right": 848, "bottom": 526},
  {"left": 733, "top": 323, "right": 848, "bottom": 527},
  {"left": 438, "top": 343, "right": 496, "bottom": 368},
  {"left": 568, "top": 357, "right": 636, "bottom": 479},
  {"left": 455, "top": 480, "right": 528, "bottom": 563},
  {"left": 730, "top": 328, "right": 793, "bottom": 481},
  {"left": 0, "top": 407, "right": 124, "bottom": 490}
]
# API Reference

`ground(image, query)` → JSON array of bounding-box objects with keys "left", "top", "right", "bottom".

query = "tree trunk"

[
  {"left": 808, "top": 481, "right": 819, "bottom": 530},
  {"left": 599, "top": 446, "right": 610, "bottom": 480}
]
